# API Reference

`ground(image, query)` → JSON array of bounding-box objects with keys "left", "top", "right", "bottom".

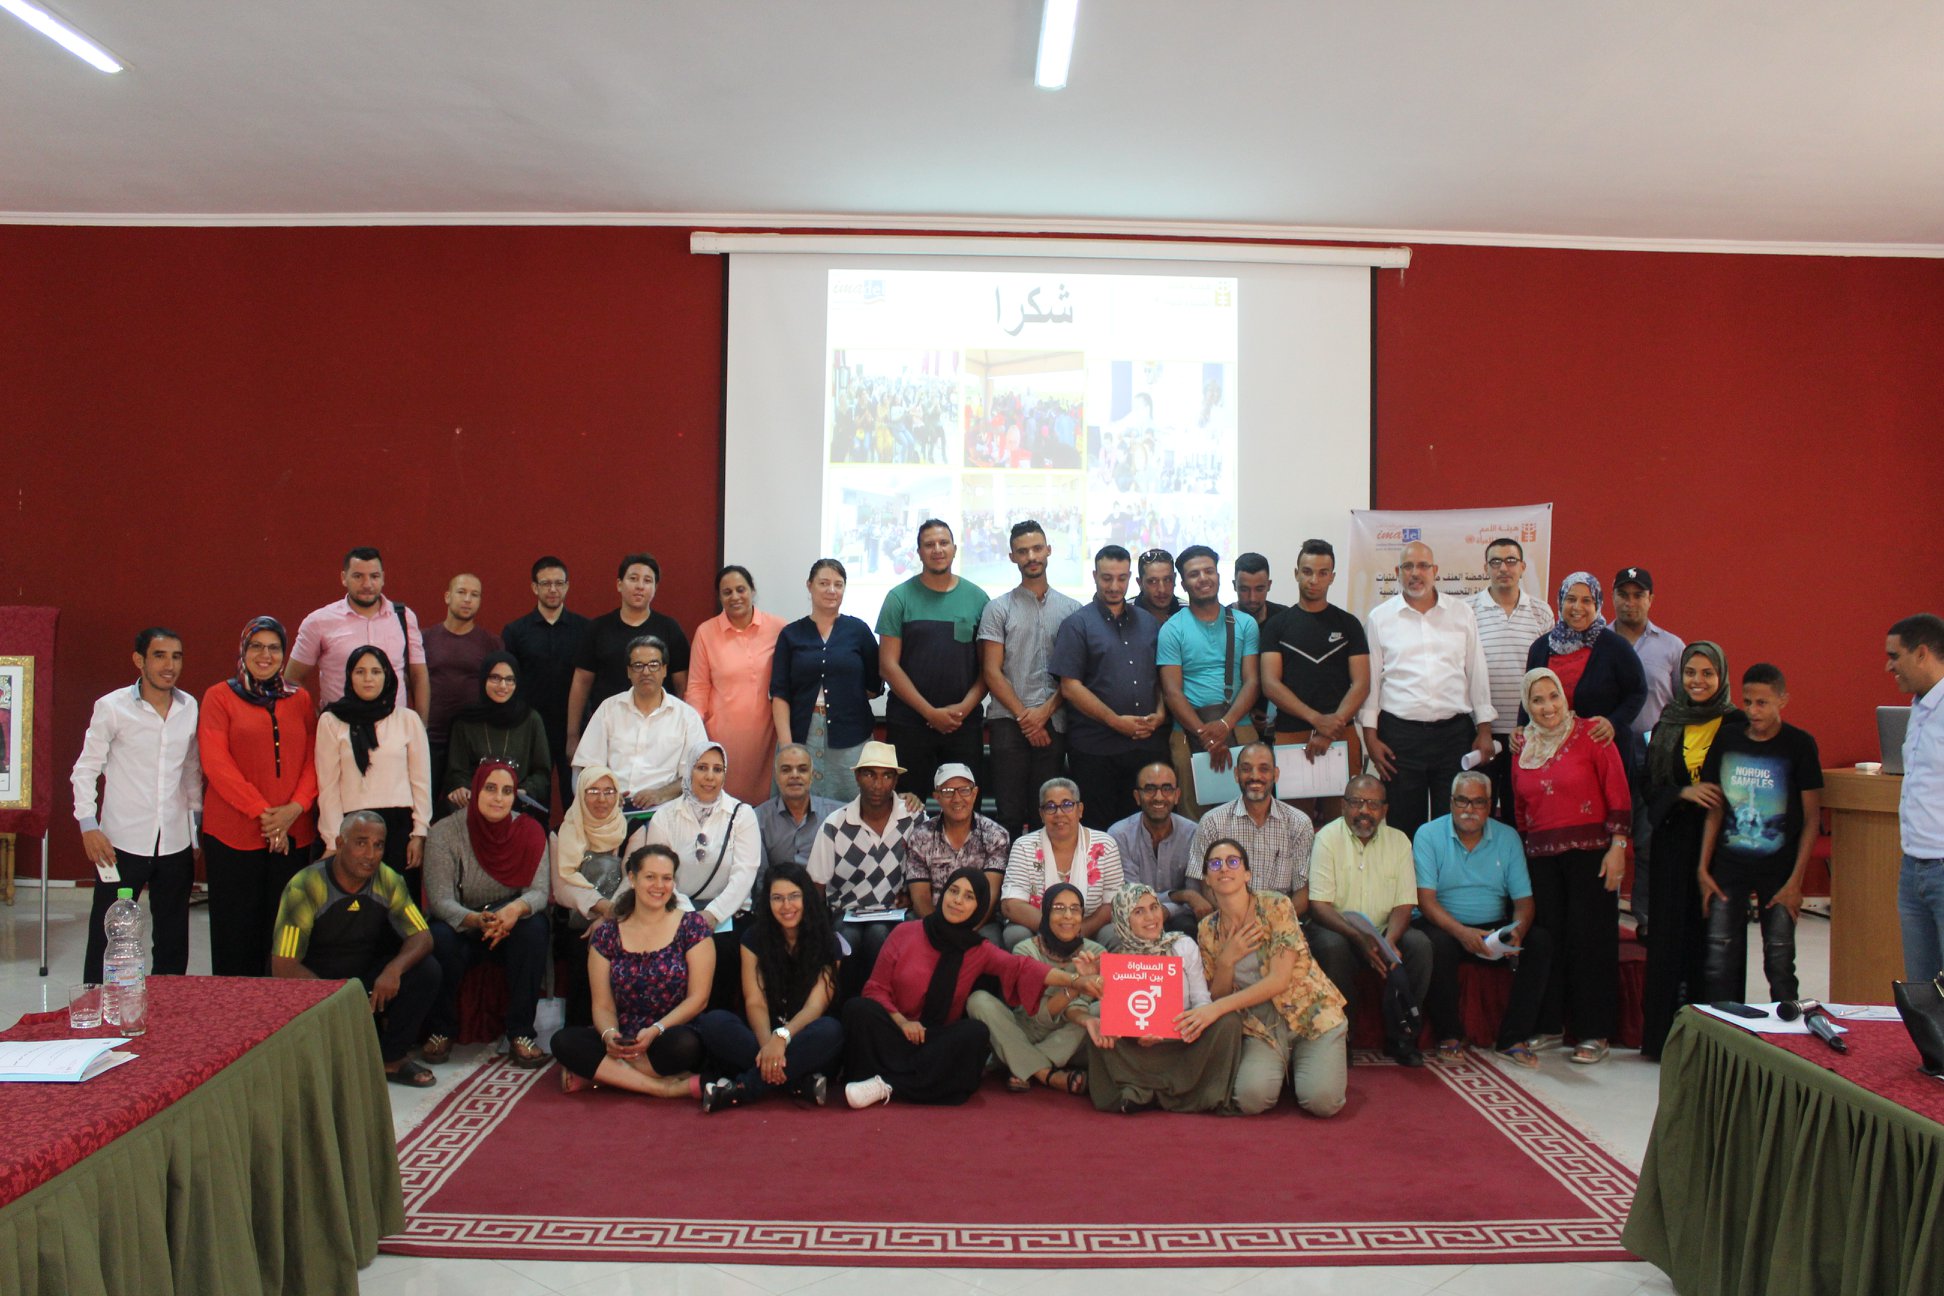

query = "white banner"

[{"left": 1344, "top": 504, "right": 1554, "bottom": 620}]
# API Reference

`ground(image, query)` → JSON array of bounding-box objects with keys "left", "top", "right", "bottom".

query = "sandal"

[
  {"left": 509, "top": 1036, "right": 548, "bottom": 1069},
  {"left": 386, "top": 1059, "right": 437, "bottom": 1088},
  {"left": 419, "top": 1034, "right": 452, "bottom": 1065},
  {"left": 1495, "top": 1044, "right": 1541, "bottom": 1070},
  {"left": 1006, "top": 1075, "right": 1032, "bottom": 1093},
  {"left": 1524, "top": 1033, "right": 1564, "bottom": 1052},
  {"left": 1570, "top": 1039, "right": 1610, "bottom": 1066},
  {"left": 1048, "top": 1068, "right": 1088, "bottom": 1095},
  {"left": 1435, "top": 1039, "right": 1467, "bottom": 1061}
]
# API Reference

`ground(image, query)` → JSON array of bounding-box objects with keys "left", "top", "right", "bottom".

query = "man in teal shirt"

[{"left": 1158, "top": 545, "right": 1260, "bottom": 817}]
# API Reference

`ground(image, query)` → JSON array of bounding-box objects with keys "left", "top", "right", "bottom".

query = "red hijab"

[{"left": 466, "top": 760, "right": 547, "bottom": 889}]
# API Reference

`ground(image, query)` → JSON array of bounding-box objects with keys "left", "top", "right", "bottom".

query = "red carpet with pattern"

[{"left": 383, "top": 1051, "right": 1637, "bottom": 1268}]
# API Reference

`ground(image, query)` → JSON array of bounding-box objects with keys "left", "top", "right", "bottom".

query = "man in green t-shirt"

[{"left": 876, "top": 519, "right": 990, "bottom": 795}]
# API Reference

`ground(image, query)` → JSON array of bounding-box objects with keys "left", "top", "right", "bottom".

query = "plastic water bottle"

[{"left": 102, "top": 887, "right": 148, "bottom": 1036}]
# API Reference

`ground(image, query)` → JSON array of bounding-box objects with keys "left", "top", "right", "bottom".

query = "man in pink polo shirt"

[{"left": 287, "top": 546, "right": 430, "bottom": 719}]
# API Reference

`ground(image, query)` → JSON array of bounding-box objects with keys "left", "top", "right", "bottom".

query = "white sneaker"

[{"left": 845, "top": 1075, "right": 892, "bottom": 1109}]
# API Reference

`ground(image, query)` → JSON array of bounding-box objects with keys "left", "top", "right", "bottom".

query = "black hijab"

[
  {"left": 324, "top": 645, "right": 398, "bottom": 775},
  {"left": 919, "top": 866, "right": 991, "bottom": 1029},
  {"left": 1037, "top": 882, "right": 1086, "bottom": 961},
  {"left": 455, "top": 651, "right": 532, "bottom": 730}
]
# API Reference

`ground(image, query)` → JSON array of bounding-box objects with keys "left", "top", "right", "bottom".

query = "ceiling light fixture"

[
  {"left": 0, "top": 0, "right": 122, "bottom": 73},
  {"left": 1035, "top": 0, "right": 1078, "bottom": 90}
]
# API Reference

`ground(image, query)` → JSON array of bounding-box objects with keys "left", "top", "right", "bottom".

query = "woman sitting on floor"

[
  {"left": 1083, "top": 882, "right": 1245, "bottom": 1113},
  {"left": 553, "top": 844, "right": 714, "bottom": 1098},
  {"left": 840, "top": 867, "right": 1101, "bottom": 1108},
  {"left": 1181, "top": 838, "right": 1349, "bottom": 1117},
  {"left": 693, "top": 862, "right": 846, "bottom": 1111},
  {"left": 966, "top": 881, "right": 1101, "bottom": 1096}
]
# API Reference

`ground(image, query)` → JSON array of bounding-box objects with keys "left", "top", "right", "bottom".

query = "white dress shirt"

[
  {"left": 638, "top": 794, "right": 763, "bottom": 926},
  {"left": 1358, "top": 591, "right": 1497, "bottom": 729},
  {"left": 71, "top": 684, "right": 203, "bottom": 856},
  {"left": 573, "top": 690, "right": 708, "bottom": 796}
]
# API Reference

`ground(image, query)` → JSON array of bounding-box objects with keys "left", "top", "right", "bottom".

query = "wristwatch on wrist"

[{"left": 773, "top": 1026, "right": 792, "bottom": 1042}]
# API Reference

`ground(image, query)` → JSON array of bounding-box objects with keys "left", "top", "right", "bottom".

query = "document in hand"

[
  {"left": 1100, "top": 953, "right": 1185, "bottom": 1038},
  {"left": 0, "top": 1038, "right": 136, "bottom": 1083},
  {"left": 1479, "top": 924, "right": 1522, "bottom": 961},
  {"left": 1275, "top": 741, "right": 1351, "bottom": 800}
]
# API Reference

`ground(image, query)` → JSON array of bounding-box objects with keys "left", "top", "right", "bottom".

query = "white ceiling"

[{"left": 5, "top": 0, "right": 1943, "bottom": 248}]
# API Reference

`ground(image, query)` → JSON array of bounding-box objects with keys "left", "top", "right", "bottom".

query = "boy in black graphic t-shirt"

[{"left": 1697, "top": 663, "right": 1823, "bottom": 1002}]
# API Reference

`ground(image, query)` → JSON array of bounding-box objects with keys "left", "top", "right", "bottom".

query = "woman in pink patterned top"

[{"left": 996, "top": 777, "right": 1124, "bottom": 948}]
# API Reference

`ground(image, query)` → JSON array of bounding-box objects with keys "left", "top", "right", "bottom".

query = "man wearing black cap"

[{"left": 1611, "top": 566, "right": 1683, "bottom": 936}]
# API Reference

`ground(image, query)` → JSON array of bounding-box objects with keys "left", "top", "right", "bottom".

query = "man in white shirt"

[
  {"left": 571, "top": 635, "right": 706, "bottom": 822},
  {"left": 1360, "top": 542, "right": 1497, "bottom": 839},
  {"left": 1887, "top": 613, "right": 1944, "bottom": 982},
  {"left": 71, "top": 627, "right": 203, "bottom": 982},
  {"left": 1467, "top": 537, "right": 1552, "bottom": 824}
]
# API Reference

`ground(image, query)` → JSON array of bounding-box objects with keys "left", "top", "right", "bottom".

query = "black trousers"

[
  {"left": 1416, "top": 916, "right": 1554, "bottom": 1050},
  {"left": 1702, "top": 862, "right": 1799, "bottom": 1004},
  {"left": 203, "top": 835, "right": 310, "bottom": 977},
  {"left": 345, "top": 954, "right": 441, "bottom": 1065},
  {"left": 885, "top": 720, "right": 983, "bottom": 800},
  {"left": 367, "top": 805, "right": 420, "bottom": 905},
  {"left": 840, "top": 996, "right": 991, "bottom": 1105},
  {"left": 986, "top": 717, "right": 1068, "bottom": 840},
  {"left": 1642, "top": 802, "right": 1709, "bottom": 1059},
  {"left": 426, "top": 912, "right": 551, "bottom": 1041},
  {"left": 1068, "top": 745, "right": 1166, "bottom": 831},
  {"left": 552, "top": 1021, "right": 704, "bottom": 1080},
  {"left": 1529, "top": 847, "right": 1619, "bottom": 1040},
  {"left": 83, "top": 847, "right": 194, "bottom": 983},
  {"left": 695, "top": 1009, "right": 845, "bottom": 1094},
  {"left": 1486, "top": 744, "right": 1517, "bottom": 826},
  {"left": 836, "top": 919, "right": 897, "bottom": 1003},
  {"left": 1377, "top": 713, "right": 1477, "bottom": 840}
]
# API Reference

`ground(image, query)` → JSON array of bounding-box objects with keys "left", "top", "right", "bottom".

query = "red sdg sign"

[{"left": 1099, "top": 954, "right": 1185, "bottom": 1039}]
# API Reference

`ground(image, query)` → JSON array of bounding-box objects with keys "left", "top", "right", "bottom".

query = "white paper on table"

[
  {"left": 1692, "top": 1003, "right": 1851, "bottom": 1036},
  {"left": 0, "top": 1038, "right": 135, "bottom": 1082},
  {"left": 1823, "top": 1004, "right": 1904, "bottom": 1022},
  {"left": 1275, "top": 741, "right": 1350, "bottom": 800}
]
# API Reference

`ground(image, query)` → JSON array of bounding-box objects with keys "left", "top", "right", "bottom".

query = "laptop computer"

[{"left": 1879, "top": 706, "right": 1911, "bottom": 774}]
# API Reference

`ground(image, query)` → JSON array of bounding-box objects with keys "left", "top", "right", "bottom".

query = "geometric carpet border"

[{"left": 383, "top": 1051, "right": 1638, "bottom": 1269}]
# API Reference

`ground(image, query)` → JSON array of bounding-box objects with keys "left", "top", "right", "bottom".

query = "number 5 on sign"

[{"left": 1099, "top": 954, "right": 1184, "bottom": 1039}]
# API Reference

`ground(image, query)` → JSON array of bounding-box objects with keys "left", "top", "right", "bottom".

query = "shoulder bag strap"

[
  {"left": 394, "top": 602, "right": 413, "bottom": 668},
  {"left": 691, "top": 801, "right": 744, "bottom": 901},
  {"left": 1223, "top": 606, "right": 1235, "bottom": 701}
]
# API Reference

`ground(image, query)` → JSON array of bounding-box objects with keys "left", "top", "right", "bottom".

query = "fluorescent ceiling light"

[
  {"left": 1, "top": 0, "right": 122, "bottom": 73},
  {"left": 1035, "top": 0, "right": 1078, "bottom": 90}
]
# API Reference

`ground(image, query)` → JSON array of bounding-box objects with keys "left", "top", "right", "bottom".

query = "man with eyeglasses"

[
  {"left": 1051, "top": 545, "right": 1170, "bottom": 830},
  {"left": 1411, "top": 770, "right": 1552, "bottom": 1063},
  {"left": 502, "top": 555, "right": 590, "bottom": 803},
  {"left": 1107, "top": 761, "right": 1208, "bottom": 939},
  {"left": 1306, "top": 774, "right": 1432, "bottom": 1064},
  {"left": 1134, "top": 548, "right": 1182, "bottom": 625},
  {"left": 1188, "top": 742, "right": 1316, "bottom": 909},
  {"left": 902, "top": 763, "right": 1009, "bottom": 928},
  {"left": 1360, "top": 541, "right": 1497, "bottom": 839},
  {"left": 570, "top": 636, "right": 706, "bottom": 825},
  {"left": 566, "top": 553, "right": 691, "bottom": 762},
  {"left": 1467, "top": 538, "right": 1553, "bottom": 824}
]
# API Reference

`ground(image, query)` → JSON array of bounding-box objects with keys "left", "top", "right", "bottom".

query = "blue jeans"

[{"left": 1899, "top": 854, "right": 1944, "bottom": 982}]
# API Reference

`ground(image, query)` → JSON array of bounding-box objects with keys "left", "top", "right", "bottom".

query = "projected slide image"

[
  {"left": 1091, "top": 493, "right": 1236, "bottom": 563},
  {"left": 963, "top": 350, "right": 1086, "bottom": 471},
  {"left": 959, "top": 472, "right": 1088, "bottom": 593},
  {"left": 1088, "top": 359, "right": 1235, "bottom": 496},
  {"left": 824, "top": 468, "right": 956, "bottom": 609},
  {"left": 827, "top": 349, "right": 961, "bottom": 466}
]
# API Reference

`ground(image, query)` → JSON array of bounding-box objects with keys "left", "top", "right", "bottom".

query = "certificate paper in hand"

[{"left": 1100, "top": 954, "right": 1184, "bottom": 1038}]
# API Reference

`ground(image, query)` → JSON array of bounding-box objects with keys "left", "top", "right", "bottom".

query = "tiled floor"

[{"left": 3, "top": 885, "right": 1834, "bottom": 1295}]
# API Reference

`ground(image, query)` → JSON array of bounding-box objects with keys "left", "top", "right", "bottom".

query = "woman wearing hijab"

[
  {"left": 966, "top": 881, "right": 1102, "bottom": 1095},
  {"left": 840, "top": 867, "right": 1101, "bottom": 1107},
  {"left": 686, "top": 565, "right": 787, "bottom": 804},
  {"left": 1083, "top": 883, "right": 1244, "bottom": 1113},
  {"left": 1511, "top": 667, "right": 1632, "bottom": 1066},
  {"left": 442, "top": 652, "right": 552, "bottom": 811},
  {"left": 1640, "top": 642, "right": 1743, "bottom": 1060},
  {"left": 694, "top": 862, "right": 845, "bottom": 1111},
  {"left": 637, "top": 739, "right": 763, "bottom": 1009},
  {"left": 316, "top": 645, "right": 431, "bottom": 885},
  {"left": 551, "top": 764, "right": 630, "bottom": 1026},
  {"left": 1519, "top": 572, "right": 1648, "bottom": 751},
  {"left": 199, "top": 615, "right": 320, "bottom": 976},
  {"left": 419, "top": 760, "right": 554, "bottom": 1067}
]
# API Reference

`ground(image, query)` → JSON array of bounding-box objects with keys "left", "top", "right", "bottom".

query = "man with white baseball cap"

[{"left": 902, "top": 763, "right": 1010, "bottom": 927}]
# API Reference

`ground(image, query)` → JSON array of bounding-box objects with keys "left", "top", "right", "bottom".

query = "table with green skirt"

[
  {"left": 0, "top": 976, "right": 403, "bottom": 1295},
  {"left": 1623, "top": 1006, "right": 1944, "bottom": 1296}
]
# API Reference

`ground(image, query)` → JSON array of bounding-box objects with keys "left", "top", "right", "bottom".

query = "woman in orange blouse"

[{"left": 686, "top": 565, "right": 786, "bottom": 804}]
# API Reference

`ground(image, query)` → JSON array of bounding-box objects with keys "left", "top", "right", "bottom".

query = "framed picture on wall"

[{"left": 0, "top": 657, "right": 32, "bottom": 810}]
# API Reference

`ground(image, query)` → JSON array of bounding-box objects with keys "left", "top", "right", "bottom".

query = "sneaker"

[
  {"left": 845, "top": 1075, "right": 893, "bottom": 1109},
  {"left": 805, "top": 1073, "right": 829, "bottom": 1107},
  {"left": 701, "top": 1078, "right": 744, "bottom": 1114},
  {"left": 1386, "top": 1039, "right": 1426, "bottom": 1068}
]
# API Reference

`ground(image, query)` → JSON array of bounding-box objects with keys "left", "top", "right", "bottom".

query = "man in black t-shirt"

[
  {"left": 1697, "top": 663, "right": 1824, "bottom": 1003},
  {"left": 1233, "top": 552, "right": 1287, "bottom": 735},
  {"left": 501, "top": 555, "right": 591, "bottom": 802},
  {"left": 566, "top": 552, "right": 690, "bottom": 761},
  {"left": 1260, "top": 539, "right": 1370, "bottom": 824}
]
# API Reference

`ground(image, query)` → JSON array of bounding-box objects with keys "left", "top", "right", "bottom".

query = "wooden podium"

[{"left": 1823, "top": 768, "right": 1905, "bottom": 1002}]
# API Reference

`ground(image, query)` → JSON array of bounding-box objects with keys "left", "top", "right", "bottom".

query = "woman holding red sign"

[
  {"left": 1183, "top": 839, "right": 1349, "bottom": 1117},
  {"left": 1082, "top": 883, "right": 1244, "bottom": 1113}
]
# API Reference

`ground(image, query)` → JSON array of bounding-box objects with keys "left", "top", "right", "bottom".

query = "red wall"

[{"left": 5, "top": 227, "right": 1939, "bottom": 878}]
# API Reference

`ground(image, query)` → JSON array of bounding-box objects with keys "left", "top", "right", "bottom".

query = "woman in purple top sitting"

[
  {"left": 553, "top": 843, "right": 714, "bottom": 1099},
  {"left": 840, "top": 866, "right": 1101, "bottom": 1108}
]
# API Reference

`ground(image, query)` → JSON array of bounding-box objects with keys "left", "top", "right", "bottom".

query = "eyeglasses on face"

[
  {"left": 936, "top": 785, "right": 976, "bottom": 799},
  {"left": 1451, "top": 796, "right": 1491, "bottom": 810},
  {"left": 1343, "top": 795, "right": 1385, "bottom": 810},
  {"left": 1047, "top": 903, "right": 1084, "bottom": 918},
  {"left": 1136, "top": 783, "right": 1178, "bottom": 795},
  {"left": 1040, "top": 799, "right": 1079, "bottom": 814},
  {"left": 486, "top": 673, "right": 517, "bottom": 685},
  {"left": 535, "top": 579, "right": 568, "bottom": 590},
  {"left": 1203, "top": 855, "right": 1247, "bottom": 872},
  {"left": 1485, "top": 556, "right": 1523, "bottom": 569},
  {"left": 627, "top": 660, "right": 667, "bottom": 674}
]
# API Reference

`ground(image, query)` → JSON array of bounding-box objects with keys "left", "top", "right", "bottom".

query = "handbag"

[{"left": 1891, "top": 972, "right": 1944, "bottom": 1077}]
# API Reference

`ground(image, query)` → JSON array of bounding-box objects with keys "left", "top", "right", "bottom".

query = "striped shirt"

[
  {"left": 1469, "top": 589, "right": 1554, "bottom": 735},
  {"left": 1187, "top": 797, "right": 1317, "bottom": 896}
]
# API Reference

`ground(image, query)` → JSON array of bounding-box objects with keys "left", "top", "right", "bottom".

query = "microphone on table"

[{"left": 1776, "top": 999, "right": 1848, "bottom": 1054}]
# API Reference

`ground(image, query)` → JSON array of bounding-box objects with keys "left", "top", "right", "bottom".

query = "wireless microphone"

[{"left": 1776, "top": 999, "right": 1848, "bottom": 1054}]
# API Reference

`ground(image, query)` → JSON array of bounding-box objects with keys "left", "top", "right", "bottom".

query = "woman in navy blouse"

[{"left": 770, "top": 558, "right": 883, "bottom": 801}]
